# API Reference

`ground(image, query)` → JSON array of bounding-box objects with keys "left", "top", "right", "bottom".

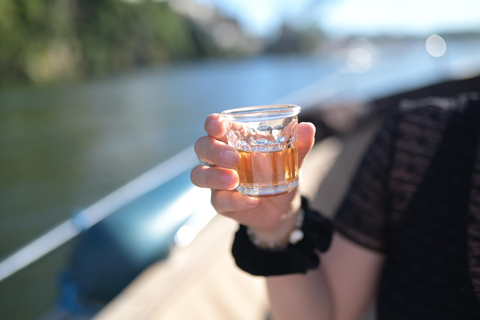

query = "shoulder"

[
  {"left": 380, "top": 92, "right": 480, "bottom": 137},
  {"left": 395, "top": 92, "right": 480, "bottom": 119}
]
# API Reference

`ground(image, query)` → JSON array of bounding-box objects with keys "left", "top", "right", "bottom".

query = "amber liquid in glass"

[{"left": 235, "top": 145, "right": 298, "bottom": 197}]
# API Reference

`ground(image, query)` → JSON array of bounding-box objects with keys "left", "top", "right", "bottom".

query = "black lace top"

[{"left": 334, "top": 92, "right": 480, "bottom": 319}]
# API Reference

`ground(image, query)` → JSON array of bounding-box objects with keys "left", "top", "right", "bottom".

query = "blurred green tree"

[{"left": 0, "top": 0, "right": 219, "bottom": 85}]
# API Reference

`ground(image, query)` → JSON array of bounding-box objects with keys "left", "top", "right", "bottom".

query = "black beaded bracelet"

[
  {"left": 231, "top": 197, "right": 334, "bottom": 276},
  {"left": 246, "top": 207, "right": 305, "bottom": 251}
]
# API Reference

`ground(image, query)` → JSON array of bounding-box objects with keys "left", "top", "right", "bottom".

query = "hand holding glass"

[{"left": 221, "top": 105, "right": 301, "bottom": 197}]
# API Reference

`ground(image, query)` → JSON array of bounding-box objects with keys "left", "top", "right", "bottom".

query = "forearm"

[
  {"left": 242, "top": 198, "right": 334, "bottom": 319},
  {"left": 267, "top": 266, "right": 332, "bottom": 320},
  {"left": 265, "top": 233, "right": 385, "bottom": 320},
  {"left": 229, "top": 195, "right": 381, "bottom": 319}
]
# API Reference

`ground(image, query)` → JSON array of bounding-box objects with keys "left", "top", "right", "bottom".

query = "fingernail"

[
  {"left": 220, "top": 150, "right": 234, "bottom": 164},
  {"left": 245, "top": 197, "right": 259, "bottom": 206},
  {"left": 220, "top": 172, "right": 233, "bottom": 185}
]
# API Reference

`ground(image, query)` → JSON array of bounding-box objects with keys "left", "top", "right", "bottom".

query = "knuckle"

[
  {"left": 194, "top": 136, "right": 207, "bottom": 156},
  {"left": 195, "top": 136, "right": 216, "bottom": 161},
  {"left": 211, "top": 190, "right": 230, "bottom": 213},
  {"left": 210, "top": 190, "right": 221, "bottom": 211},
  {"left": 232, "top": 193, "right": 243, "bottom": 209},
  {"left": 193, "top": 139, "right": 201, "bottom": 156},
  {"left": 207, "top": 143, "right": 217, "bottom": 161},
  {"left": 204, "top": 114, "right": 216, "bottom": 127},
  {"left": 205, "top": 170, "right": 216, "bottom": 187},
  {"left": 190, "top": 165, "right": 203, "bottom": 186}
]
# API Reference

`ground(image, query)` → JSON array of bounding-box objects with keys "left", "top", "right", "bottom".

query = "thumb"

[{"left": 297, "top": 122, "right": 316, "bottom": 168}]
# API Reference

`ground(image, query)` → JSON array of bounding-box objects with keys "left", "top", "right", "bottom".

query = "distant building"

[{"left": 168, "top": 0, "right": 264, "bottom": 55}]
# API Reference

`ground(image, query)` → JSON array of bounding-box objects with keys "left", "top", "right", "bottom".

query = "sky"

[{"left": 196, "top": 0, "right": 480, "bottom": 37}]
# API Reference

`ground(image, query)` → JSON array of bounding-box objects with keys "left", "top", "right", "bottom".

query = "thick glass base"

[{"left": 236, "top": 180, "right": 298, "bottom": 198}]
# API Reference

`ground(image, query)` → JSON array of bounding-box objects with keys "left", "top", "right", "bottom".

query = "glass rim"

[{"left": 220, "top": 104, "right": 301, "bottom": 122}]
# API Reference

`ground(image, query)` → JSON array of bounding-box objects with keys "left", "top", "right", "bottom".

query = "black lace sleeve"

[{"left": 333, "top": 113, "right": 398, "bottom": 252}]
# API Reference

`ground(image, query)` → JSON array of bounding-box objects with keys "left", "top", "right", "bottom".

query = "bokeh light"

[
  {"left": 426, "top": 34, "right": 447, "bottom": 57},
  {"left": 346, "top": 47, "right": 373, "bottom": 73}
]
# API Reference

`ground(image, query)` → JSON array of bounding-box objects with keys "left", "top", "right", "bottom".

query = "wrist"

[
  {"left": 232, "top": 196, "right": 334, "bottom": 276},
  {"left": 246, "top": 196, "right": 304, "bottom": 250},
  {"left": 247, "top": 208, "right": 304, "bottom": 250}
]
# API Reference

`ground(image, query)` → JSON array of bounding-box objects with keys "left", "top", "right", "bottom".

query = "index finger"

[{"left": 205, "top": 113, "right": 227, "bottom": 143}]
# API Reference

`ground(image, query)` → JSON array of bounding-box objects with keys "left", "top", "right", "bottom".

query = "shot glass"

[{"left": 221, "top": 105, "right": 301, "bottom": 197}]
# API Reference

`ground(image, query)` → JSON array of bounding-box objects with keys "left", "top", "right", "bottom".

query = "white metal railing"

[{"left": 0, "top": 147, "right": 199, "bottom": 282}]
